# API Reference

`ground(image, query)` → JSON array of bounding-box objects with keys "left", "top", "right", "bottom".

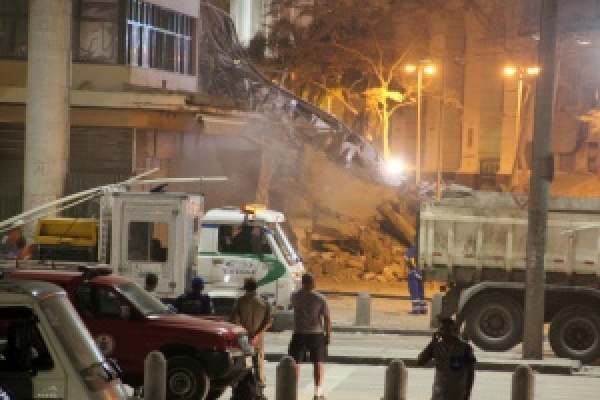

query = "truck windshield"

[
  {"left": 271, "top": 223, "right": 301, "bottom": 264},
  {"left": 116, "top": 282, "right": 174, "bottom": 317},
  {"left": 40, "top": 293, "right": 106, "bottom": 373}
]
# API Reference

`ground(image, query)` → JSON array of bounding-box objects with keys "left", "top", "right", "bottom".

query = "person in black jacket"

[
  {"left": 174, "top": 277, "right": 214, "bottom": 315},
  {"left": 417, "top": 318, "right": 476, "bottom": 400}
]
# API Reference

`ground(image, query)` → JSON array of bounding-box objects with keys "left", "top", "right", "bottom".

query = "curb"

[
  {"left": 333, "top": 325, "right": 434, "bottom": 336},
  {"left": 264, "top": 352, "right": 579, "bottom": 375},
  {"left": 322, "top": 290, "right": 432, "bottom": 301}
]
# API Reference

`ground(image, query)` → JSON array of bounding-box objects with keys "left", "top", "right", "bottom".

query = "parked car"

[{"left": 7, "top": 265, "right": 253, "bottom": 400}]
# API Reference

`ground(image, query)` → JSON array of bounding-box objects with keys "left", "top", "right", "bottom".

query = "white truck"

[
  {"left": 419, "top": 191, "right": 600, "bottom": 363},
  {"left": 197, "top": 205, "right": 304, "bottom": 330},
  {"left": 3, "top": 187, "right": 303, "bottom": 330},
  {"left": 0, "top": 278, "right": 128, "bottom": 399}
]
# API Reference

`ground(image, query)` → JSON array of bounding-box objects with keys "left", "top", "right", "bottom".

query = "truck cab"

[
  {"left": 0, "top": 279, "right": 128, "bottom": 399},
  {"left": 197, "top": 205, "right": 304, "bottom": 330}
]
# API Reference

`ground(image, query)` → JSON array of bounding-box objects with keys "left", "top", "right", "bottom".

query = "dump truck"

[{"left": 419, "top": 191, "right": 600, "bottom": 363}]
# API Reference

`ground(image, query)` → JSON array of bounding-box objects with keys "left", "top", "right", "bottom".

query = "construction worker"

[{"left": 405, "top": 247, "right": 427, "bottom": 315}]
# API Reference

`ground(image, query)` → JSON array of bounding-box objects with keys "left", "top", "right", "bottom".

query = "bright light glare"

[
  {"left": 405, "top": 65, "right": 417, "bottom": 73},
  {"left": 385, "top": 159, "right": 404, "bottom": 175},
  {"left": 423, "top": 65, "right": 436, "bottom": 75},
  {"left": 503, "top": 66, "right": 517, "bottom": 76},
  {"left": 526, "top": 66, "right": 540, "bottom": 76}
]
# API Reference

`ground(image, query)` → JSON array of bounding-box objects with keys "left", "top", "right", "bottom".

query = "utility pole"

[{"left": 523, "top": 0, "right": 558, "bottom": 359}]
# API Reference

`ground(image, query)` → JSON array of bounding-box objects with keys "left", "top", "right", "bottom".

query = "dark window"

[
  {"left": 128, "top": 221, "right": 168, "bottom": 262},
  {"left": 0, "top": 0, "right": 29, "bottom": 59},
  {"left": 75, "top": 285, "right": 126, "bottom": 319},
  {"left": 125, "top": 0, "right": 194, "bottom": 74},
  {"left": 75, "top": 0, "right": 119, "bottom": 63},
  {"left": 0, "top": 307, "right": 54, "bottom": 372}
]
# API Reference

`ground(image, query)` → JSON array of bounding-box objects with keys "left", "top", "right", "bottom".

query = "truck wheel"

[
  {"left": 549, "top": 306, "right": 600, "bottom": 363},
  {"left": 464, "top": 293, "right": 523, "bottom": 351},
  {"left": 167, "top": 356, "right": 210, "bottom": 400}
]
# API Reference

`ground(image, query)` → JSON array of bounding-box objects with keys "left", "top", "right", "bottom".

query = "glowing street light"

[{"left": 405, "top": 61, "right": 436, "bottom": 183}]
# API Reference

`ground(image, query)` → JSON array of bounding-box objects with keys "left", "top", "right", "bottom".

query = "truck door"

[
  {"left": 118, "top": 204, "right": 178, "bottom": 296},
  {"left": 210, "top": 223, "right": 281, "bottom": 302},
  {"left": 0, "top": 307, "right": 66, "bottom": 399}
]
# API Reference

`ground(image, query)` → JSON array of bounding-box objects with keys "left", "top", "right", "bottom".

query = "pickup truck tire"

[
  {"left": 549, "top": 306, "right": 600, "bottom": 363},
  {"left": 167, "top": 356, "right": 210, "bottom": 400},
  {"left": 464, "top": 293, "right": 523, "bottom": 351}
]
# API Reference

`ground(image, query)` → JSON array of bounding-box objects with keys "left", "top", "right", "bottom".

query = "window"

[
  {"left": 0, "top": 0, "right": 28, "bottom": 59},
  {"left": 128, "top": 221, "right": 169, "bottom": 262},
  {"left": 125, "top": 0, "right": 194, "bottom": 74},
  {"left": 0, "top": 307, "right": 53, "bottom": 372},
  {"left": 75, "top": 0, "right": 119, "bottom": 63},
  {"left": 74, "top": 285, "right": 126, "bottom": 319},
  {"left": 218, "top": 224, "right": 271, "bottom": 255}
]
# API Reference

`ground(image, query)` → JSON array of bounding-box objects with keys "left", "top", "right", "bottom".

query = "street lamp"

[
  {"left": 503, "top": 64, "right": 540, "bottom": 185},
  {"left": 405, "top": 62, "right": 436, "bottom": 183}
]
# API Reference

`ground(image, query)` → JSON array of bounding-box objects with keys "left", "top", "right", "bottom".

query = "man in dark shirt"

[
  {"left": 288, "top": 273, "right": 332, "bottom": 400},
  {"left": 417, "top": 317, "right": 476, "bottom": 400},
  {"left": 174, "top": 276, "right": 214, "bottom": 315}
]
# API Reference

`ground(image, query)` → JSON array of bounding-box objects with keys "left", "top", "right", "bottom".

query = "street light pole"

[
  {"left": 436, "top": 62, "right": 446, "bottom": 201},
  {"left": 416, "top": 67, "right": 423, "bottom": 184},
  {"left": 523, "top": 0, "right": 558, "bottom": 360}
]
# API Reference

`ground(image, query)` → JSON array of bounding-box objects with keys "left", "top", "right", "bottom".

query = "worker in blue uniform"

[{"left": 405, "top": 247, "right": 427, "bottom": 315}]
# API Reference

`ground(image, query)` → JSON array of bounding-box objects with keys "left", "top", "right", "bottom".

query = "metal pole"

[
  {"left": 144, "top": 351, "right": 167, "bottom": 400},
  {"left": 513, "top": 77, "right": 524, "bottom": 186},
  {"left": 416, "top": 68, "right": 422, "bottom": 183},
  {"left": 276, "top": 356, "right": 297, "bottom": 400},
  {"left": 436, "top": 61, "right": 445, "bottom": 201},
  {"left": 383, "top": 359, "right": 407, "bottom": 400},
  {"left": 523, "top": 0, "right": 558, "bottom": 360},
  {"left": 511, "top": 365, "right": 535, "bottom": 400},
  {"left": 355, "top": 292, "right": 371, "bottom": 326}
]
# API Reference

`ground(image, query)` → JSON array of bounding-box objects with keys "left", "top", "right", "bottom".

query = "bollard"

[
  {"left": 276, "top": 355, "right": 297, "bottom": 400},
  {"left": 511, "top": 364, "right": 535, "bottom": 400},
  {"left": 383, "top": 359, "right": 407, "bottom": 400},
  {"left": 355, "top": 292, "right": 371, "bottom": 326},
  {"left": 429, "top": 292, "right": 443, "bottom": 329},
  {"left": 144, "top": 351, "right": 167, "bottom": 400}
]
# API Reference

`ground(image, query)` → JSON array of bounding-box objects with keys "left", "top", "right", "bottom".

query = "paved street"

[
  {"left": 217, "top": 331, "right": 600, "bottom": 399},
  {"left": 220, "top": 361, "right": 600, "bottom": 399}
]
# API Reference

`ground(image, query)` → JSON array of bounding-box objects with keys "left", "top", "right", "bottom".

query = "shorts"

[{"left": 288, "top": 333, "right": 327, "bottom": 363}]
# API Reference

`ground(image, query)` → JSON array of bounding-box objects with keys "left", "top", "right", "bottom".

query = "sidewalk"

[{"left": 271, "top": 290, "right": 582, "bottom": 375}]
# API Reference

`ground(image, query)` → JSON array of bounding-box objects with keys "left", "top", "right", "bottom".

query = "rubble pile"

[
  {"left": 304, "top": 199, "right": 417, "bottom": 284},
  {"left": 282, "top": 145, "right": 420, "bottom": 284}
]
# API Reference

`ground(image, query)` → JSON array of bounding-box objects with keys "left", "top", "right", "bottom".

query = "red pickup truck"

[{"left": 8, "top": 266, "right": 252, "bottom": 400}]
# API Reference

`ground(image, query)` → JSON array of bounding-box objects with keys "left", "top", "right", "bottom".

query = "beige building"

[{"left": 0, "top": 0, "right": 284, "bottom": 222}]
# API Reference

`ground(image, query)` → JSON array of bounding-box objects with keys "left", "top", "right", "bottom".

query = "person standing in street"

[
  {"left": 288, "top": 273, "right": 332, "bottom": 400},
  {"left": 231, "top": 277, "right": 273, "bottom": 393},
  {"left": 174, "top": 276, "right": 214, "bottom": 315},
  {"left": 405, "top": 247, "right": 427, "bottom": 314},
  {"left": 417, "top": 317, "right": 476, "bottom": 400}
]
